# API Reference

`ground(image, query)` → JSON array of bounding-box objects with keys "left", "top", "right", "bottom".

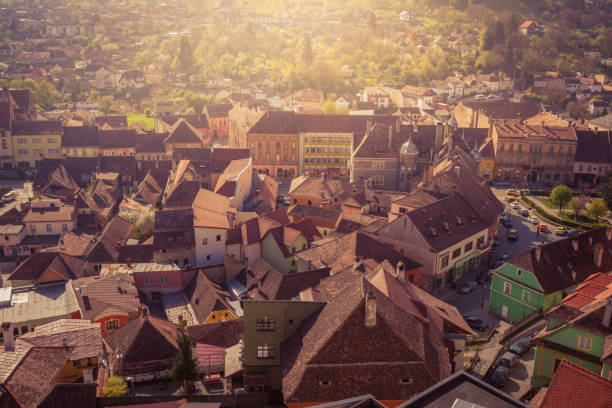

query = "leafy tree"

[
  {"left": 301, "top": 33, "right": 313, "bottom": 67},
  {"left": 98, "top": 95, "right": 115, "bottom": 115},
  {"left": 568, "top": 195, "right": 586, "bottom": 220},
  {"left": 104, "top": 376, "right": 128, "bottom": 397},
  {"left": 322, "top": 100, "right": 336, "bottom": 114},
  {"left": 588, "top": 199, "right": 608, "bottom": 222},
  {"left": 566, "top": 101, "right": 588, "bottom": 119},
  {"left": 171, "top": 324, "right": 199, "bottom": 395},
  {"left": 551, "top": 185, "right": 573, "bottom": 214}
]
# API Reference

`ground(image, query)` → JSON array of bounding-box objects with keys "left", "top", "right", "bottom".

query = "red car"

[{"left": 538, "top": 224, "right": 548, "bottom": 233}]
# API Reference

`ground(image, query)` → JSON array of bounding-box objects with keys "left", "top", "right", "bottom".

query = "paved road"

[{"left": 0, "top": 181, "right": 32, "bottom": 216}]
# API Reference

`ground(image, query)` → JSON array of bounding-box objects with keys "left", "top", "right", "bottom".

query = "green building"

[
  {"left": 531, "top": 273, "right": 612, "bottom": 387},
  {"left": 490, "top": 228, "right": 612, "bottom": 323}
]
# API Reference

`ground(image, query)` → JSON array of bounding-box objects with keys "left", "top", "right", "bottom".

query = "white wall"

[
  {"left": 195, "top": 227, "right": 227, "bottom": 267},
  {"left": 25, "top": 220, "right": 74, "bottom": 236}
]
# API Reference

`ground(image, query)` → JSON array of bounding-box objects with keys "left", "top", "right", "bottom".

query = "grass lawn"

[
  {"left": 127, "top": 114, "right": 154, "bottom": 131},
  {"left": 539, "top": 198, "right": 570, "bottom": 210},
  {"left": 558, "top": 212, "right": 610, "bottom": 228}
]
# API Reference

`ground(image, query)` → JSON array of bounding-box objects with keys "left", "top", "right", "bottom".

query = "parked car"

[
  {"left": 477, "top": 271, "right": 490, "bottom": 284},
  {"left": 510, "top": 202, "right": 520, "bottom": 209},
  {"left": 459, "top": 281, "right": 478, "bottom": 294},
  {"left": 555, "top": 226, "right": 567, "bottom": 236},
  {"left": 501, "top": 218, "right": 512, "bottom": 228},
  {"left": 539, "top": 224, "right": 549, "bottom": 233},
  {"left": 490, "top": 366, "right": 511, "bottom": 388},
  {"left": 528, "top": 216, "right": 539, "bottom": 225},
  {"left": 507, "top": 229, "right": 518, "bottom": 240},
  {"left": 282, "top": 197, "right": 291, "bottom": 206},
  {"left": 509, "top": 337, "right": 531, "bottom": 355},
  {"left": 1, "top": 191, "right": 15, "bottom": 203},
  {"left": 518, "top": 208, "right": 530, "bottom": 217},
  {"left": 501, "top": 254, "right": 510, "bottom": 261},
  {"left": 462, "top": 315, "right": 489, "bottom": 332},
  {"left": 499, "top": 351, "right": 520, "bottom": 368},
  {"left": 567, "top": 229, "right": 578, "bottom": 237},
  {"left": 506, "top": 188, "right": 520, "bottom": 197}
]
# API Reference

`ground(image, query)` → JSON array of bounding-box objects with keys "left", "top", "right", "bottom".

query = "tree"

[
  {"left": 568, "top": 195, "right": 586, "bottom": 220},
  {"left": 171, "top": 324, "right": 199, "bottom": 395},
  {"left": 301, "top": 33, "right": 313, "bottom": 67},
  {"left": 551, "top": 185, "right": 573, "bottom": 214},
  {"left": 566, "top": 101, "right": 588, "bottom": 119},
  {"left": 322, "top": 100, "right": 336, "bottom": 114},
  {"left": 98, "top": 95, "right": 115, "bottom": 115},
  {"left": 588, "top": 199, "right": 608, "bottom": 222},
  {"left": 104, "top": 376, "right": 128, "bottom": 397}
]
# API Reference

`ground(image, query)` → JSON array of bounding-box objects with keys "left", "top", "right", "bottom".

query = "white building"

[{"left": 192, "top": 189, "right": 236, "bottom": 267}]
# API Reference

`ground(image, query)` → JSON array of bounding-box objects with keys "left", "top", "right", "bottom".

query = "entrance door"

[{"left": 501, "top": 305, "right": 508, "bottom": 318}]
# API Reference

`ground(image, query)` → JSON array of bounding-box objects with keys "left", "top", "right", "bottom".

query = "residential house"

[
  {"left": 15, "top": 319, "right": 102, "bottom": 383},
  {"left": 334, "top": 96, "right": 351, "bottom": 111},
  {"left": 11, "top": 120, "right": 62, "bottom": 168},
  {"left": 84, "top": 215, "right": 133, "bottom": 274},
  {"left": 402, "top": 85, "right": 436, "bottom": 106},
  {"left": 530, "top": 272, "right": 612, "bottom": 387},
  {"left": 94, "top": 67, "right": 120, "bottom": 90},
  {"left": 23, "top": 199, "right": 76, "bottom": 246},
  {"left": 243, "top": 174, "right": 278, "bottom": 215},
  {"left": 8, "top": 251, "right": 85, "bottom": 288},
  {"left": 162, "top": 270, "right": 238, "bottom": 326},
  {"left": 153, "top": 208, "right": 196, "bottom": 268},
  {"left": 490, "top": 120, "right": 577, "bottom": 185},
  {"left": 453, "top": 100, "right": 543, "bottom": 128},
  {"left": 359, "top": 87, "right": 391, "bottom": 108},
  {"left": 287, "top": 204, "right": 341, "bottom": 237},
  {"left": 0, "top": 281, "right": 81, "bottom": 339},
  {"left": 162, "top": 159, "right": 201, "bottom": 209},
  {"left": 135, "top": 133, "right": 168, "bottom": 161},
  {"left": 489, "top": 227, "right": 612, "bottom": 323},
  {"left": 228, "top": 102, "right": 264, "bottom": 149},
  {"left": 289, "top": 176, "right": 365, "bottom": 209},
  {"left": 589, "top": 112, "right": 612, "bottom": 131},
  {"left": 46, "top": 22, "right": 86, "bottom": 37},
  {"left": 61, "top": 125, "right": 99, "bottom": 157},
  {"left": 214, "top": 157, "right": 253, "bottom": 211},
  {"left": 155, "top": 114, "right": 209, "bottom": 135},
  {"left": 529, "top": 361, "right": 612, "bottom": 408},
  {"left": 261, "top": 225, "right": 309, "bottom": 274},
  {"left": 520, "top": 21, "right": 539, "bottom": 35},
  {"left": 0, "top": 225, "right": 26, "bottom": 258},
  {"left": 104, "top": 314, "right": 180, "bottom": 382},
  {"left": 99, "top": 129, "right": 137, "bottom": 157},
  {"left": 193, "top": 189, "right": 236, "bottom": 267},
  {"left": 0, "top": 43, "right": 15, "bottom": 58},
  {"left": 572, "top": 129, "right": 611, "bottom": 186},
  {"left": 589, "top": 98, "right": 609, "bottom": 116},
  {"left": 188, "top": 319, "right": 243, "bottom": 374},
  {"left": 398, "top": 371, "right": 528, "bottom": 408},
  {"left": 225, "top": 214, "right": 283, "bottom": 265},
  {"left": 72, "top": 273, "right": 142, "bottom": 334},
  {"left": 376, "top": 193, "right": 491, "bottom": 290},
  {"left": 119, "top": 70, "right": 146, "bottom": 89},
  {"left": 284, "top": 88, "right": 325, "bottom": 110},
  {"left": 0, "top": 91, "right": 15, "bottom": 169},
  {"left": 163, "top": 119, "right": 206, "bottom": 156},
  {"left": 204, "top": 103, "right": 232, "bottom": 142},
  {"left": 95, "top": 116, "right": 128, "bottom": 129}
]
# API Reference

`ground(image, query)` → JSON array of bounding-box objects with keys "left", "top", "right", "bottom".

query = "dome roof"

[{"left": 400, "top": 138, "right": 419, "bottom": 155}]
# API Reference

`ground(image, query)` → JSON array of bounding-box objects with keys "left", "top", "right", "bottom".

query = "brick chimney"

[
  {"left": 396, "top": 261, "right": 405, "bottom": 282},
  {"left": 603, "top": 297, "right": 612, "bottom": 329},
  {"left": 2, "top": 322, "right": 14, "bottom": 352},
  {"left": 535, "top": 245, "right": 542, "bottom": 263},
  {"left": 594, "top": 243, "right": 604, "bottom": 268},
  {"left": 365, "top": 291, "right": 376, "bottom": 328}
]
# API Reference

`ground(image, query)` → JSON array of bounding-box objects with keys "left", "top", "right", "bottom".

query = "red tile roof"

[{"left": 539, "top": 361, "right": 612, "bottom": 408}]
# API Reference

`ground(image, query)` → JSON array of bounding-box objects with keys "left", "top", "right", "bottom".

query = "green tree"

[
  {"left": 171, "top": 324, "right": 199, "bottom": 395},
  {"left": 566, "top": 101, "right": 588, "bottom": 119},
  {"left": 301, "top": 33, "right": 313, "bottom": 67},
  {"left": 588, "top": 199, "right": 608, "bottom": 222},
  {"left": 33, "top": 80, "right": 57, "bottom": 109},
  {"left": 98, "top": 95, "right": 115, "bottom": 115},
  {"left": 104, "top": 376, "right": 128, "bottom": 397},
  {"left": 568, "top": 195, "right": 586, "bottom": 220},
  {"left": 322, "top": 100, "right": 336, "bottom": 114},
  {"left": 551, "top": 185, "right": 573, "bottom": 214}
]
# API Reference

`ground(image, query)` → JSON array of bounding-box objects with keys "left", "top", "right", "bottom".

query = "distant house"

[
  {"left": 119, "top": 70, "right": 146, "bottom": 89},
  {"left": 94, "top": 66, "right": 120, "bottom": 90},
  {"left": 520, "top": 21, "right": 538, "bottom": 35},
  {"left": 46, "top": 22, "right": 86, "bottom": 37},
  {"left": 589, "top": 98, "right": 609, "bottom": 116},
  {"left": 360, "top": 87, "right": 391, "bottom": 108},
  {"left": 335, "top": 96, "right": 351, "bottom": 111}
]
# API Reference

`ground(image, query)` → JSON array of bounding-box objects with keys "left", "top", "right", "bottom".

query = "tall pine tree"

[{"left": 171, "top": 324, "right": 199, "bottom": 394}]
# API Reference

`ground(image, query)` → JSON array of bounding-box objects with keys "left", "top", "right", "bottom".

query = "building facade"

[{"left": 12, "top": 120, "right": 62, "bottom": 167}]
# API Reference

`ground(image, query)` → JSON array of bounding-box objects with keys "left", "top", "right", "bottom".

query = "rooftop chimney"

[
  {"left": 388, "top": 125, "right": 393, "bottom": 150},
  {"left": 80, "top": 284, "right": 88, "bottom": 296},
  {"left": 572, "top": 239, "right": 579, "bottom": 252},
  {"left": 396, "top": 261, "right": 405, "bottom": 282},
  {"left": 454, "top": 165, "right": 460, "bottom": 178},
  {"left": 603, "top": 297, "right": 612, "bottom": 329},
  {"left": 535, "top": 246, "right": 542, "bottom": 263},
  {"left": 365, "top": 291, "right": 377, "bottom": 328},
  {"left": 2, "top": 322, "right": 14, "bottom": 352}
]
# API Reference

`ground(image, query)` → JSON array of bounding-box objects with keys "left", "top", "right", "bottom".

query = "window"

[
  {"left": 477, "top": 235, "right": 484, "bottom": 247},
  {"left": 47, "top": 138, "right": 56, "bottom": 144},
  {"left": 503, "top": 282, "right": 512, "bottom": 295},
  {"left": 144, "top": 276, "right": 154, "bottom": 285},
  {"left": 46, "top": 224, "right": 52, "bottom": 232},
  {"left": 319, "top": 379, "right": 331, "bottom": 386},
  {"left": 17, "top": 138, "right": 27, "bottom": 144},
  {"left": 372, "top": 161, "right": 384, "bottom": 170},
  {"left": 32, "top": 138, "right": 42, "bottom": 144},
  {"left": 105, "top": 320, "right": 119, "bottom": 330},
  {"left": 522, "top": 290, "right": 530, "bottom": 303},
  {"left": 20, "top": 326, "right": 27, "bottom": 334},
  {"left": 48, "top": 149, "right": 59, "bottom": 154},
  {"left": 29, "top": 225, "right": 36, "bottom": 233},
  {"left": 400, "top": 377, "right": 411, "bottom": 384},
  {"left": 160, "top": 276, "right": 168, "bottom": 284},
  {"left": 216, "top": 235, "right": 221, "bottom": 241},
  {"left": 440, "top": 253, "right": 449, "bottom": 269},
  {"left": 256, "top": 318, "right": 276, "bottom": 331},
  {"left": 202, "top": 238, "right": 207, "bottom": 245},
  {"left": 206, "top": 255, "right": 211, "bottom": 260},
  {"left": 465, "top": 242, "right": 473, "bottom": 252},
  {"left": 257, "top": 344, "right": 275, "bottom": 359},
  {"left": 307, "top": 200, "right": 312, "bottom": 206},
  {"left": 452, "top": 248, "right": 461, "bottom": 259},
  {"left": 17, "top": 149, "right": 28, "bottom": 154},
  {"left": 577, "top": 335, "right": 592, "bottom": 352},
  {"left": 62, "top": 224, "right": 68, "bottom": 232}
]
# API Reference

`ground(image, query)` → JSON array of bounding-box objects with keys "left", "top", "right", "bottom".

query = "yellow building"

[
  {"left": 299, "top": 132, "right": 353, "bottom": 177},
  {"left": 477, "top": 138, "right": 496, "bottom": 180},
  {"left": 12, "top": 120, "right": 63, "bottom": 167},
  {"left": 61, "top": 125, "right": 100, "bottom": 158}
]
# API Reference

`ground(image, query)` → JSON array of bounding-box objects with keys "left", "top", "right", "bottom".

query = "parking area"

[{"left": 0, "top": 181, "right": 32, "bottom": 215}]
